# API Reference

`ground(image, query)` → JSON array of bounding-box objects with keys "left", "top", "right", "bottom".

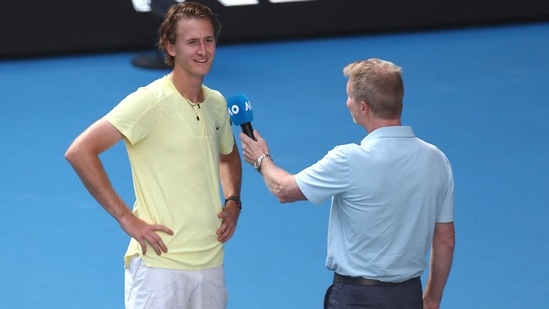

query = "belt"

[{"left": 333, "top": 273, "right": 420, "bottom": 287}]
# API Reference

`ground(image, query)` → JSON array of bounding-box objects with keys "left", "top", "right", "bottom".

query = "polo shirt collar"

[{"left": 361, "top": 126, "right": 415, "bottom": 144}]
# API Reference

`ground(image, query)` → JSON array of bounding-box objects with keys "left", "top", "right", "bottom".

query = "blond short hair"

[{"left": 344, "top": 58, "right": 404, "bottom": 119}]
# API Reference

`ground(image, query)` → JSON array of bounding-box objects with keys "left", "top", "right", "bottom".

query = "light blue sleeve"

[
  {"left": 295, "top": 146, "right": 350, "bottom": 206},
  {"left": 437, "top": 155, "right": 455, "bottom": 223}
]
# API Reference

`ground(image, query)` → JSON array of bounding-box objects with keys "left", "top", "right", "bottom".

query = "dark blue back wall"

[{"left": 1, "top": 0, "right": 548, "bottom": 58}]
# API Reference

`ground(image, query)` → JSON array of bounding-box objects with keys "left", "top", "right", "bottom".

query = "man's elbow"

[
  {"left": 276, "top": 192, "right": 295, "bottom": 204},
  {"left": 272, "top": 183, "right": 303, "bottom": 204},
  {"left": 65, "top": 144, "right": 78, "bottom": 165},
  {"left": 65, "top": 141, "right": 87, "bottom": 167},
  {"left": 446, "top": 236, "right": 456, "bottom": 251},
  {"left": 437, "top": 233, "right": 456, "bottom": 254}
]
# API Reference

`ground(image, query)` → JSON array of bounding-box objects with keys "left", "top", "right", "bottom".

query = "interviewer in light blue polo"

[{"left": 239, "top": 58, "right": 455, "bottom": 309}]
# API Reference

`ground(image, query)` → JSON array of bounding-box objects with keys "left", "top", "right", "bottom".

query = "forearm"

[
  {"left": 260, "top": 158, "right": 305, "bottom": 203},
  {"left": 239, "top": 130, "right": 306, "bottom": 203},
  {"left": 219, "top": 144, "right": 242, "bottom": 198},
  {"left": 66, "top": 148, "right": 131, "bottom": 222},
  {"left": 424, "top": 222, "right": 455, "bottom": 308}
]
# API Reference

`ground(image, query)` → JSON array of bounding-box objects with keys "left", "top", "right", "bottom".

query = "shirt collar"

[{"left": 361, "top": 126, "right": 415, "bottom": 144}]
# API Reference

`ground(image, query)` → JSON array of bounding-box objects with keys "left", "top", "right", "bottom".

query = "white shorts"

[{"left": 124, "top": 255, "right": 228, "bottom": 309}]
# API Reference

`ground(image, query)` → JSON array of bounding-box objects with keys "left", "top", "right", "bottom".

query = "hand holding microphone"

[
  {"left": 239, "top": 129, "right": 272, "bottom": 173},
  {"left": 227, "top": 93, "right": 255, "bottom": 140}
]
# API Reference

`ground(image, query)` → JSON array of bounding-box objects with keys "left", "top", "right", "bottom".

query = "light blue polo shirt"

[{"left": 295, "top": 126, "right": 454, "bottom": 282}]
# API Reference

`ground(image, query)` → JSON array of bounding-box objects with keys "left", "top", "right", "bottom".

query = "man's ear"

[
  {"left": 361, "top": 100, "right": 369, "bottom": 112},
  {"left": 166, "top": 43, "right": 175, "bottom": 56}
]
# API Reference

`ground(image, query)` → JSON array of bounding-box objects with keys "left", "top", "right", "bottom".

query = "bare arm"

[
  {"left": 216, "top": 141, "right": 242, "bottom": 243},
  {"left": 423, "top": 221, "right": 456, "bottom": 309},
  {"left": 239, "top": 131, "right": 307, "bottom": 203},
  {"left": 65, "top": 118, "right": 173, "bottom": 255}
]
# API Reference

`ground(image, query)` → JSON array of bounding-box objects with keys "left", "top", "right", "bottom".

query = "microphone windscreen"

[{"left": 227, "top": 93, "right": 253, "bottom": 126}]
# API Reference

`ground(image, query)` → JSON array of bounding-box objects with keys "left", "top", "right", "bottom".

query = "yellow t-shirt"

[{"left": 104, "top": 75, "right": 234, "bottom": 270}]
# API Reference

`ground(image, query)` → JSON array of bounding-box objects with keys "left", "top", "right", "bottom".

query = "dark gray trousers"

[{"left": 324, "top": 277, "right": 423, "bottom": 309}]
